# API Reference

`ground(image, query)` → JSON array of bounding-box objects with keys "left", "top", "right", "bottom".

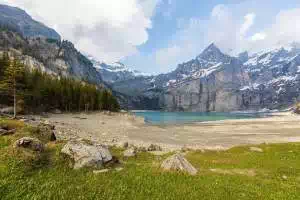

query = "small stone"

[
  {"left": 123, "top": 148, "right": 136, "bottom": 157},
  {"left": 282, "top": 175, "right": 288, "bottom": 180},
  {"left": 147, "top": 144, "right": 162, "bottom": 152},
  {"left": 250, "top": 147, "right": 263, "bottom": 153},
  {"left": 14, "top": 137, "right": 44, "bottom": 152},
  {"left": 161, "top": 153, "right": 198, "bottom": 175},
  {"left": 93, "top": 169, "right": 110, "bottom": 174}
]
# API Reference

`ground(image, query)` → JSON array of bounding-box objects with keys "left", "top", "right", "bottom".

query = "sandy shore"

[{"left": 41, "top": 111, "right": 300, "bottom": 151}]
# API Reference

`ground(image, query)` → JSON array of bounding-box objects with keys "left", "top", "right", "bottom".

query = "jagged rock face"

[
  {"left": 0, "top": 31, "right": 103, "bottom": 85},
  {"left": 162, "top": 46, "right": 250, "bottom": 112},
  {"left": 240, "top": 45, "right": 300, "bottom": 109},
  {"left": 0, "top": 4, "right": 61, "bottom": 41},
  {"left": 116, "top": 44, "right": 300, "bottom": 111}
]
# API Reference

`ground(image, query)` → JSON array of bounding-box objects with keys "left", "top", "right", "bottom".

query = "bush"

[{"left": 294, "top": 103, "right": 300, "bottom": 114}]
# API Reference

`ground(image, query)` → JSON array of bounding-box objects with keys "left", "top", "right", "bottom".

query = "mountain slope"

[
  {"left": 0, "top": 4, "right": 61, "bottom": 40},
  {"left": 113, "top": 43, "right": 300, "bottom": 111},
  {"left": 240, "top": 45, "right": 300, "bottom": 109},
  {"left": 87, "top": 55, "right": 148, "bottom": 83},
  {"left": 0, "top": 4, "right": 102, "bottom": 85}
]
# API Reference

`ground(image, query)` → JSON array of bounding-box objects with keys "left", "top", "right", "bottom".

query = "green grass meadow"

[{"left": 0, "top": 118, "right": 300, "bottom": 200}]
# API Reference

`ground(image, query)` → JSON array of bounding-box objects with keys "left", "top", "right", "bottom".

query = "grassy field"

[{"left": 0, "top": 118, "right": 300, "bottom": 200}]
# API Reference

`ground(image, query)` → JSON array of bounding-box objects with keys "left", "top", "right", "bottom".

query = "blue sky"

[
  {"left": 2, "top": 0, "right": 300, "bottom": 74},
  {"left": 122, "top": 0, "right": 300, "bottom": 74}
]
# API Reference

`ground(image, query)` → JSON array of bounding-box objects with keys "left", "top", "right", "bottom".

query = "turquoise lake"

[{"left": 133, "top": 111, "right": 265, "bottom": 125}]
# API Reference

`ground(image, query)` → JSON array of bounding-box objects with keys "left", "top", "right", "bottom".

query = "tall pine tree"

[{"left": 0, "top": 57, "right": 25, "bottom": 118}]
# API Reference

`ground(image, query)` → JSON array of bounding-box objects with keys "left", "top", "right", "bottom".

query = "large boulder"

[
  {"left": 61, "top": 141, "right": 113, "bottom": 169},
  {"left": 161, "top": 154, "right": 198, "bottom": 175},
  {"left": 14, "top": 137, "right": 44, "bottom": 152}
]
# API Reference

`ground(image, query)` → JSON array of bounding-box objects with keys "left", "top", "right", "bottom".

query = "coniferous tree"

[
  {"left": 0, "top": 55, "right": 120, "bottom": 115},
  {"left": 0, "top": 57, "right": 25, "bottom": 118}
]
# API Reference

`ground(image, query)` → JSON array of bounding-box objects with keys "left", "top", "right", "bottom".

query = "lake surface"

[{"left": 133, "top": 111, "right": 265, "bottom": 125}]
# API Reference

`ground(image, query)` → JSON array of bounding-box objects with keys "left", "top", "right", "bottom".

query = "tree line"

[{"left": 0, "top": 52, "right": 120, "bottom": 117}]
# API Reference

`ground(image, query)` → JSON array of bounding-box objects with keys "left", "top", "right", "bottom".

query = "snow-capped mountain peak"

[
  {"left": 196, "top": 43, "right": 231, "bottom": 65},
  {"left": 86, "top": 55, "right": 149, "bottom": 83}
]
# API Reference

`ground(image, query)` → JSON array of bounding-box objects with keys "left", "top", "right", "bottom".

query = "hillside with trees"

[{"left": 0, "top": 53, "right": 120, "bottom": 115}]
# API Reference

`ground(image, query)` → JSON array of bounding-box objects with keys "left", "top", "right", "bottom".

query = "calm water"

[{"left": 133, "top": 111, "right": 264, "bottom": 125}]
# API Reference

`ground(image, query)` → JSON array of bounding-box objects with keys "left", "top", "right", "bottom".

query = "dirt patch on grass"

[{"left": 209, "top": 168, "right": 257, "bottom": 177}]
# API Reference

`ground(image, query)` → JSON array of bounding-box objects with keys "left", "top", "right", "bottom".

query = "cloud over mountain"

[{"left": 0, "top": 0, "right": 160, "bottom": 62}]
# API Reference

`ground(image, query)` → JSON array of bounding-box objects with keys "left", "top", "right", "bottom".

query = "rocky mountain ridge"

[
  {"left": 0, "top": 4, "right": 103, "bottom": 86},
  {"left": 87, "top": 55, "right": 148, "bottom": 83},
  {"left": 0, "top": 4, "right": 61, "bottom": 40},
  {"left": 111, "top": 43, "right": 300, "bottom": 111}
]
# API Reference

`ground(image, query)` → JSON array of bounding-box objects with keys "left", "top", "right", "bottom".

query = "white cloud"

[
  {"left": 150, "top": 4, "right": 300, "bottom": 73},
  {"left": 0, "top": 0, "right": 160, "bottom": 62},
  {"left": 251, "top": 32, "right": 266, "bottom": 41},
  {"left": 240, "top": 13, "right": 256, "bottom": 37}
]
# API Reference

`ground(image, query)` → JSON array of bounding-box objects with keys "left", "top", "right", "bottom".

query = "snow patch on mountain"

[{"left": 86, "top": 55, "right": 149, "bottom": 83}]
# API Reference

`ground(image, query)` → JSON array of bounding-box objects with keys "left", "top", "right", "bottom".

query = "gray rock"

[
  {"left": 14, "top": 137, "right": 44, "bottom": 152},
  {"left": 249, "top": 147, "right": 263, "bottom": 153},
  {"left": 161, "top": 154, "right": 198, "bottom": 175},
  {"left": 147, "top": 144, "right": 162, "bottom": 152},
  {"left": 123, "top": 148, "right": 136, "bottom": 158},
  {"left": 61, "top": 141, "right": 113, "bottom": 169}
]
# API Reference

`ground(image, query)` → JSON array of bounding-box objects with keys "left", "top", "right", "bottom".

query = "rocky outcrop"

[
  {"left": 61, "top": 141, "right": 113, "bottom": 169},
  {"left": 113, "top": 43, "right": 300, "bottom": 111},
  {"left": 158, "top": 44, "right": 250, "bottom": 112},
  {"left": 0, "top": 4, "right": 103, "bottom": 86},
  {"left": 0, "top": 30, "right": 103, "bottom": 85},
  {"left": 0, "top": 4, "right": 61, "bottom": 40},
  {"left": 161, "top": 154, "right": 198, "bottom": 175}
]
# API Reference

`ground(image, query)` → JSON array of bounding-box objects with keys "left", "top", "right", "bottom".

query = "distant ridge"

[{"left": 0, "top": 4, "right": 61, "bottom": 40}]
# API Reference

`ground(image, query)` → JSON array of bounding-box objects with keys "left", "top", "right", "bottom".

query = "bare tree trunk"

[{"left": 13, "top": 87, "right": 16, "bottom": 119}]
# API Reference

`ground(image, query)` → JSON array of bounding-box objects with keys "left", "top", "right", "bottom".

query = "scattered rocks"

[
  {"left": 161, "top": 154, "right": 198, "bottom": 175},
  {"left": 14, "top": 137, "right": 44, "bottom": 152},
  {"left": 137, "top": 146, "right": 147, "bottom": 152},
  {"left": 147, "top": 144, "right": 162, "bottom": 152},
  {"left": 93, "top": 169, "right": 110, "bottom": 174},
  {"left": 123, "top": 148, "right": 137, "bottom": 158},
  {"left": 249, "top": 147, "right": 264, "bottom": 153},
  {"left": 61, "top": 141, "right": 113, "bottom": 169}
]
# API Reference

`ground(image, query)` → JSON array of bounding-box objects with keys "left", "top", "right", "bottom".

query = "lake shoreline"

[{"left": 36, "top": 110, "right": 300, "bottom": 152}]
